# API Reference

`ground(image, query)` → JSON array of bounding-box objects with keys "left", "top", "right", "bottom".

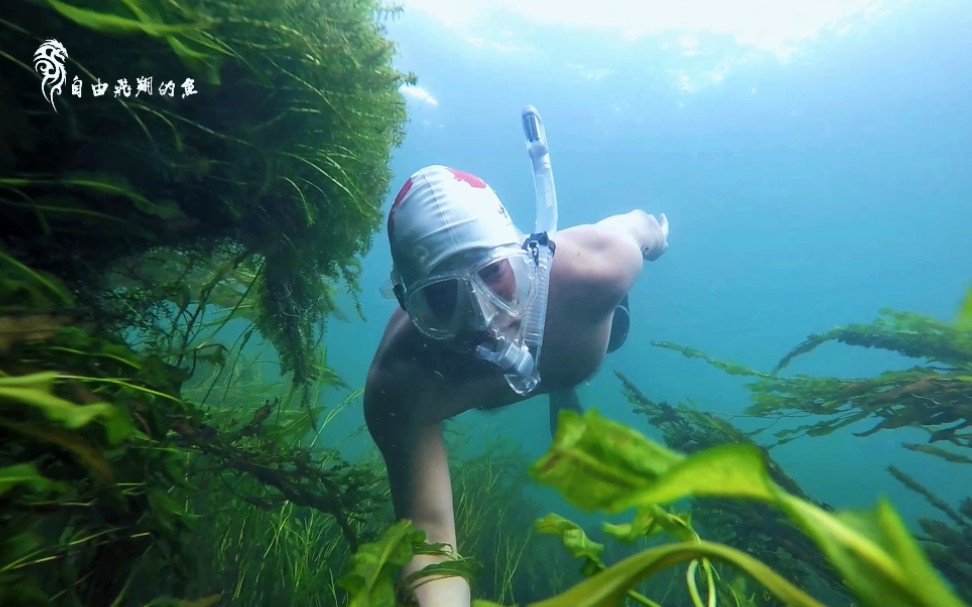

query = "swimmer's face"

[
  {"left": 422, "top": 256, "right": 521, "bottom": 329},
  {"left": 406, "top": 246, "right": 535, "bottom": 344}
]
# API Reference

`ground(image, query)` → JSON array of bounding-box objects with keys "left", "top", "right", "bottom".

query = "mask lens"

[
  {"left": 477, "top": 259, "right": 515, "bottom": 303},
  {"left": 406, "top": 251, "right": 537, "bottom": 338},
  {"left": 408, "top": 278, "right": 462, "bottom": 337},
  {"left": 475, "top": 253, "right": 536, "bottom": 313}
]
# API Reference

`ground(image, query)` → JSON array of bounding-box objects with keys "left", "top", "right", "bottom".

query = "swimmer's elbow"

[
  {"left": 597, "top": 221, "right": 646, "bottom": 280},
  {"left": 619, "top": 209, "right": 657, "bottom": 255},
  {"left": 594, "top": 211, "right": 653, "bottom": 261},
  {"left": 569, "top": 232, "right": 642, "bottom": 314}
]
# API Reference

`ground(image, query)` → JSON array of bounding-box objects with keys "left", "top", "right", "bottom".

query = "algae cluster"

[
  {"left": 1, "top": 0, "right": 409, "bottom": 604},
  {"left": 3, "top": 2, "right": 970, "bottom": 606},
  {"left": 341, "top": 306, "right": 972, "bottom": 607},
  {"left": 644, "top": 307, "right": 972, "bottom": 604},
  {"left": 2, "top": 0, "right": 410, "bottom": 393}
]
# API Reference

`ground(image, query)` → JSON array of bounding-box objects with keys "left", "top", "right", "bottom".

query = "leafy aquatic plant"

[
  {"left": 886, "top": 464, "right": 972, "bottom": 601},
  {"left": 2, "top": 0, "right": 410, "bottom": 397},
  {"left": 449, "top": 438, "right": 581, "bottom": 604},
  {"left": 0, "top": 249, "right": 394, "bottom": 605},
  {"left": 3, "top": 2, "right": 413, "bottom": 603},
  {"left": 338, "top": 520, "right": 428, "bottom": 607},
  {"left": 351, "top": 435, "right": 581, "bottom": 607},
  {"left": 651, "top": 305, "right": 972, "bottom": 602},
  {"left": 182, "top": 451, "right": 391, "bottom": 607},
  {"left": 339, "top": 410, "right": 969, "bottom": 607},
  {"left": 651, "top": 308, "right": 972, "bottom": 453},
  {"left": 526, "top": 409, "right": 967, "bottom": 607},
  {"left": 0, "top": 303, "right": 201, "bottom": 605},
  {"left": 958, "top": 286, "right": 972, "bottom": 329},
  {"left": 615, "top": 371, "right": 849, "bottom": 605}
]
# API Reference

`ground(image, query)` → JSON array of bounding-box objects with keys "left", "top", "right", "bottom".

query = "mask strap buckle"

[{"left": 522, "top": 232, "right": 555, "bottom": 265}]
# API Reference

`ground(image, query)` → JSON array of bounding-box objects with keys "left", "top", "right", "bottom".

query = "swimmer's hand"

[{"left": 642, "top": 212, "right": 669, "bottom": 261}]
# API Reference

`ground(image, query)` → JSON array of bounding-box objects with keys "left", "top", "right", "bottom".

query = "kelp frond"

[
  {"left": 652, "top": 310, "right": 972, "bottom": 450},
  {"left": 340, "top": 412, "right": 970, "bottom": 607},
  {"left": 774, "top": 308, "right": 972, "bottom": 373}
]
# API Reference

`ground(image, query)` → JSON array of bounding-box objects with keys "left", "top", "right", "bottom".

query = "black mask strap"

[
  {"left": 393, "top": 283, "right": 407, "bottom": 310},
  {"left": 522, "top": 232, "right": 556, "bottom": 266}
]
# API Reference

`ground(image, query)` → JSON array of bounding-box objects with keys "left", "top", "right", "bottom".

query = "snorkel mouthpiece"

[
  {"left": 474, "top": 106, "right": 559, "bottom": 395},
  {"left": 475, "top": 334, "right": 534, "bottom": 378}
]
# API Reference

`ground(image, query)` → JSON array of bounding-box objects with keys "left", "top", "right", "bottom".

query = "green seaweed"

[
  {"left": 651, "top": 309, "right": 972, "bottom": 451},
  {"left": 528, "top": 410, "right": 966, "bottom": 607},
  {"left": 341, "top": 411, "right": 967, "bottom": 607},
  {"left": 649, "top": 304, "right": 972, "bottom": 601},
  {"left": 958, "top": 286, "right": 972, "bottom": 329},
  {"left": 0, "top": 248, "right": 396, "bottom": 606},
  {"left": 886, "top": 465, "right": 972, "bottom": 601},
  {"left": 1, "top": 1, "right": 413, "bottom": 604},
  {"left": 773, "top": 308, "right": 972, "bottom": 372},
  {"left": 2, "top": 0, "right": 410, "bottom": 402},
  {"left": 616, "top": 371, "right": 846, "bottom": 603},
  {"left": 338, "top": 520, "right": 426, "bottom": 607},
  {"left": 449, "top": 441, "right": 560, "bottom": 603}
]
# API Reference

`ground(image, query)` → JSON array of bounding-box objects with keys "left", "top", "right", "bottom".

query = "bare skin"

[{"left": 363, "top": 210, "right": 667, "bottom": 606}]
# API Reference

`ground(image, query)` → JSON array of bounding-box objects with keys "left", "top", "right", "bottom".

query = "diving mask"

[{"left": 403, "top": 245, "right": 538, "bottom": 340}]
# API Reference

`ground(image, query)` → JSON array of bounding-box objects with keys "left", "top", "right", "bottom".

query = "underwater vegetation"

[
  {"left": 447, "top": 438, "right": 584, "bottom": 604},
  {"left": 647, "top": 308, "right": 972, "bottom": 453},
  {"left": 644, "top": 306, "right": 972, "bottom": 605},
  {"left": 3, "top": 1, "right": 970, "bottom": 606},
  {"left": 1, "top": 0, "right": 410, "bottom": 398},
  {"left": 344, "top": 409, "right": 968, "bottom": 607},
  {"left": 339, "top": 304, "right": 972, "bottom": 607},
  {"left": 615, "top": 371, "right": 850, "bottom": 605},
  {"left": 1, "top": 0, "right": 410, "bottom": 605}
]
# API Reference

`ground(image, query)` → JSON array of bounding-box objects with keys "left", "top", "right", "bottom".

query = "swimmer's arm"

[
  {"left": 567, "top": 209, "right": 663, "bottom": 278},
  {"left": 394, "top": 421, "right": 470, "bottom": 607},
  {"left": 595, "top": 210, "right": 669, "bottom": 261},
  {"left": 556, "top": 210, "right": 667, "bottom": 315},
  {"left": 363, "top": 379, "right": 470, "bottom": 607}
]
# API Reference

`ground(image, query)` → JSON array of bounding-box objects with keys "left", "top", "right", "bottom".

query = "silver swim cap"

[{"left": 388, "top": 165, "right": 523, "bottom": 292}]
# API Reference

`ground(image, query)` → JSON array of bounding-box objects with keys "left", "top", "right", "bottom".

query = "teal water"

[{"left": 323, "top": 0, "right": 972, "bottom": 538}]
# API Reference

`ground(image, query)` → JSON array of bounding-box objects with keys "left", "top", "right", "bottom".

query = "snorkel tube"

[
  {"left": 475, "top": 106, "right": 559, "bottom": 395},
  {"left": 523, "top": 106, "right": 559, "bottom": 237}
]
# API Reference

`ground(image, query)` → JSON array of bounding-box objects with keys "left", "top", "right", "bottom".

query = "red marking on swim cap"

[
  {"left": 392, "top": 177, "right": 413, "bottom": 210},
  {"left": 447, "top": 168, "right": 486, "bottom": 189},
  {"left": 387, "top": 177, "right": 413, "bottom": 237}
]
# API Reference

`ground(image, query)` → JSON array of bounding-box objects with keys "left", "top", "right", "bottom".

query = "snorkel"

[{"left": 475, "top": 106, "right": 559, "bottom": 395}]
